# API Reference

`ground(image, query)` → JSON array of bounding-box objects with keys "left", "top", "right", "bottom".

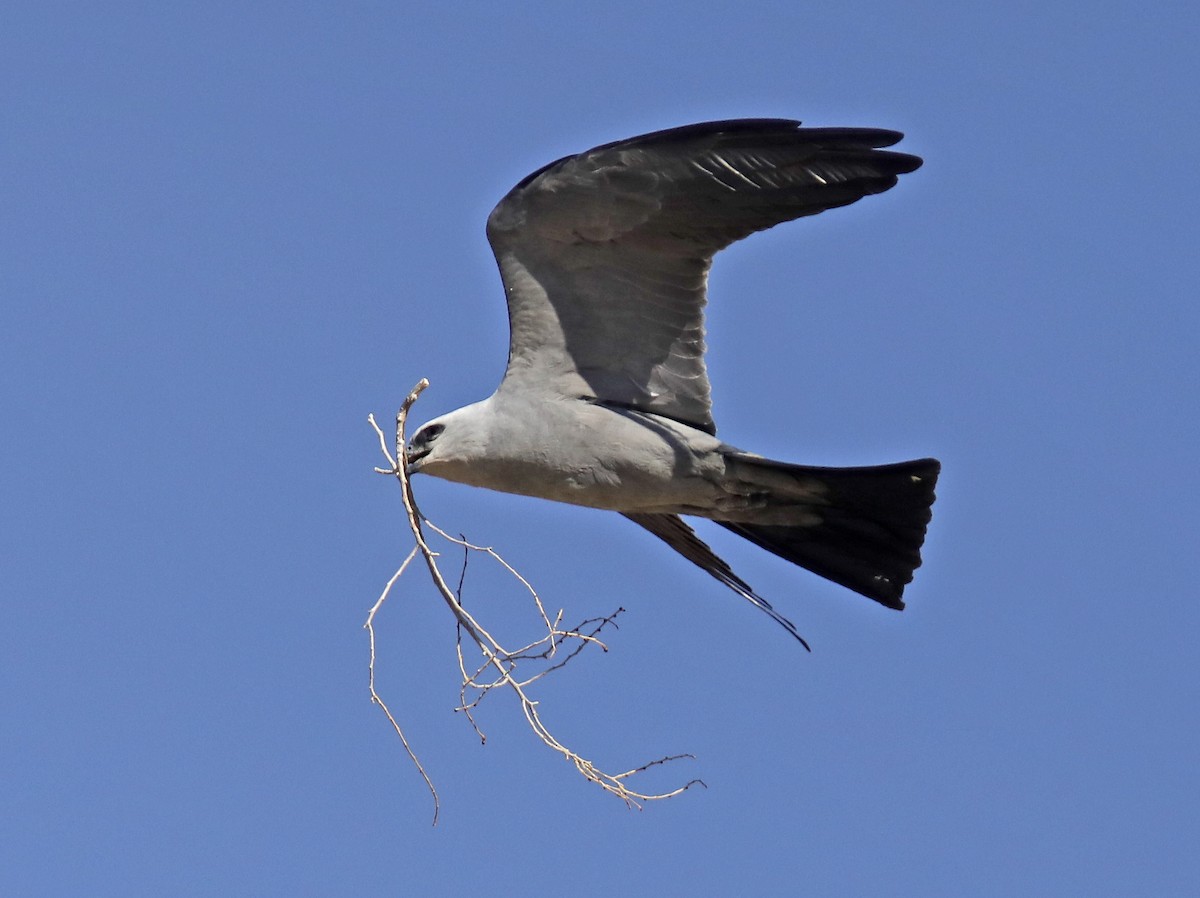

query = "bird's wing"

[
  {"left": 622, "top": 512, "right": 810, "bottom": 649},
  {"left": 486, "top": 119, "right": 921, "bottom": 434}
]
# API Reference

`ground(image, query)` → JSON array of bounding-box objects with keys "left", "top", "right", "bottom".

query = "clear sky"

[{"left": 3, "top": 2, "right": 1197, "bottom": 895}]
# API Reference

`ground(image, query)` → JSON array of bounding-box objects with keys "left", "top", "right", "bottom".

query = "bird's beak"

[{"left": 404, "top": 443, "right": 429, "bottom": 476}]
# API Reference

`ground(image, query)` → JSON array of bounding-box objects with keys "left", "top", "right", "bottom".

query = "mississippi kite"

[{"left": 406, "top": 119, "right": 939, "bottom": 647}]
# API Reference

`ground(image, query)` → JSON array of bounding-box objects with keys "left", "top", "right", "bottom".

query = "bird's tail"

[{"left": 717, "top": 454, "right": 940, "bottom": 609}]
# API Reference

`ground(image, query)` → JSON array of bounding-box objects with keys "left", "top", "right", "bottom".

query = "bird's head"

[
  {"left": 405, "top": 415, "right": 454, "bottom": 477},
  {"left": 404, "top": 403, "right": 491, "bottom": 479}
]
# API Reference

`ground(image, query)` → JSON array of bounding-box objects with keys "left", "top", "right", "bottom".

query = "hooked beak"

[{"left": 404, "top": 442, "right": 430, "bottom": 475}]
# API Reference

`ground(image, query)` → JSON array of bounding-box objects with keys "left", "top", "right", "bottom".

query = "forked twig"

[
  {"left": 366, "top": 379, "right": 703, "bottom": 823},
  {"left": 364, "top": 547, "right": 440, "bottom": 824}
]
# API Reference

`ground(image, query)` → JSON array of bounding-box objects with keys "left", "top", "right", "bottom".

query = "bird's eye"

[{"left": 421, "top": 423, "right": 444, "bottom": 443}]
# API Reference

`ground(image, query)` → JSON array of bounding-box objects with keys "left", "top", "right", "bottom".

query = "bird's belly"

[
  {"left": 437, "top": 447, "right": 724, "bottom": 513},
  {"left": 427, "top": 406, "right": 729, "bottom": 514}
]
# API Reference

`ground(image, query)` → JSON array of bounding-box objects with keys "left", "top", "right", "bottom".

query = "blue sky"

[{"left": 3, "top": 2, "right": 1197, "bottom": 894}]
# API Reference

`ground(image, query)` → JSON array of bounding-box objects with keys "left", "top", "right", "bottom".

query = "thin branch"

[{"left": 363, "top": 546, "right": 440, "bottom": 825}]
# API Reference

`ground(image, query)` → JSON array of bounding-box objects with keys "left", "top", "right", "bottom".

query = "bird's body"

[
  {"left": 414, "top": 396, "right": 729, "bottom": 513},
  {"left": 407, "top": 119, "right": 939, "bottom": 645}
]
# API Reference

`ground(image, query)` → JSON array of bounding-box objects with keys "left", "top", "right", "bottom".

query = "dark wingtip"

[
  {"left": 513, "top": 119, "right": 924, "bottom": 191},
  {"left": 614, "top": 118, "right": 805, "bottom": 149},
  {"left": 623, "top": 512, "right": 812, "bottom": 650}
]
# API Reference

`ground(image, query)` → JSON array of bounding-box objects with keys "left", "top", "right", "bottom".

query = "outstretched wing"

[{"left": 486, "top": 119, "right": 921, "bottom": 434}]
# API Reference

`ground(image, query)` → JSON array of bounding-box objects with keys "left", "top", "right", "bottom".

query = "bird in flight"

[{"left": 406, "top": 119, "right": 939, "bottom": 648}]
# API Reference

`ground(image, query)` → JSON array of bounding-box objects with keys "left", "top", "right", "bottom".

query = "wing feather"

[
  {"left": 622, "top": 512, "right": 810, "bottom": 649},
  {"left": 487, "top": 119, "right": 921, "bottom": 433}
]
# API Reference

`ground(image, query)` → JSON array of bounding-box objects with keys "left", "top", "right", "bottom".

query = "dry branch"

[{"left": 366, "top": 379, "right": 703, "bottom": 823}]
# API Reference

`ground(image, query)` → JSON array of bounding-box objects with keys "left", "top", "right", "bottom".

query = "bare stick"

[
  {"left": 367, "top": 379, "right": 704, "bottom": 816},
  {"left": 363, "top": 547, "right": 440, "bottom": 825}
]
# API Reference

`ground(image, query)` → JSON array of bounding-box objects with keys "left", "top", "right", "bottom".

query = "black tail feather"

[{"left": 717, "top": 456, "right": 939, "bottom": 609}]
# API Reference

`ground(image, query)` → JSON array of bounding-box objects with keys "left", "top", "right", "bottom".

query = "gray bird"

[{"left": 406, "top": 119, "right": 939, "bottom": 648}]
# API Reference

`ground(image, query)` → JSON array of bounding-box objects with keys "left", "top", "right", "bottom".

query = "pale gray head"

[
  {"left": 404, "top": 419, "right": 444, "bottom": 474},
  {"left": 405, "top": 403, "right": 492, "bottom": 478}
]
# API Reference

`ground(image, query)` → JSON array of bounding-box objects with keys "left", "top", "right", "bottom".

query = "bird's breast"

[{"left": 428, "top": 399, "right": 729, "bottom": 514}]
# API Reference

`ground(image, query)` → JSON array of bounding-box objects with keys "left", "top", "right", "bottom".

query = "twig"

[{"left": 363, "top": 546, "right": 440, "bottom": 825}]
